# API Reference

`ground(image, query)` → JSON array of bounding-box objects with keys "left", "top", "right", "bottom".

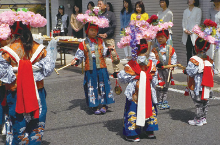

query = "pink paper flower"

[
  {"left": 85, "top": 10, "right": 92, "bottom": 15},
  {"left": 0, "top": 24, "right": 11, "bottom": 40},
  {"left": 93, "top": 7, "right": 100, "bottom": 15}
]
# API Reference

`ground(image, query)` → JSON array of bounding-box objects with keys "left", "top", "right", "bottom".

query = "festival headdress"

[
  {"left": 192, "top": 19, "right": 220, "bottom": 51},
  {"left": 147, "top": 15, "right": 172, "bottom": 39},
  {"left": 0, "top": 10, "right": 47, "bottom": 40},
  {"left": 76, "top": 6, "right": 109, "bottom": 29},
  {"left": 117, "top": 14, "right": 173, "bottom": 60}
]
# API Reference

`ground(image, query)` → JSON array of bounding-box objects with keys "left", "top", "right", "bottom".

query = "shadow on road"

[
  {"left": 41, "top": 140, "right": 51, "bottom": 145},
  {"left": 67, "top": 99, "right": 94, "bottom": 115},
  {"left": 168, "top": 109, "right": 195, "bottom": 123},
  {"left": 103, "top": 118, "right": 124, "bottom": 138}
]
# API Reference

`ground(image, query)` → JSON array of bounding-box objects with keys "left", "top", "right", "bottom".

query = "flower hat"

[
  {"left": 147, "top": 15, "right": 173, "bottom": 39},
  {"left": 117, "top": 14, "right": 173, "bottom": 60},
  {"left": 0, "top": 10, "right": 47, "bottom": 40},
  {"left": 76, "top": 6, "right": 109, "bottom": 28},
  {"left": 192, "top": 19, "right": 220, "bottom": 49}
]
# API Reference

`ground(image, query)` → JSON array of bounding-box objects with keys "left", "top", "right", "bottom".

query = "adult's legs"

[{"left": 186, "top": 35, "right": 196, "bottom": 63}]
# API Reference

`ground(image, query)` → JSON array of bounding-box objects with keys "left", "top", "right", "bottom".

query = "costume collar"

[
  {"left": 159, "top": 43, "right": 166, "bottom": 48},
  {"left": 137, "top": 56, "right": 146, "bottom": 64}
]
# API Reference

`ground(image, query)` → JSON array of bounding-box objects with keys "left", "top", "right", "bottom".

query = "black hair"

[
  {"left": 194, "top": 0, "right": 200, "bottom": 7},
  {"left": 136, "top": 39, "right": 147, "bottom": 54},
  {"left": 121, "top": 0, "right": 133, "bottom": 14},
  {"left": 195, "top": 37, "right": 211, "bottom": 51},
  {"left": 157, "top": 30, "right": 169, "bottom": 38},
  {"left": 160, "top": 0, "right": 169, "bottom": 8},
  {"left": 134, "top": 1, "right": 145, "bottom": 14},
  {"left": 10, "top": 21, "right": 33, "bottom": 52},
  {"left": 107, "top": 2, "right": 114, "bottom": 12},
  {"left": 87, "top": 1, "right": 95, "bottom": 10},
  {"left": 73, "top": 4, "right": 82, "bottom": 14},
  {"left": 187, "top": 0, "right": 199, "bottom": 7},
  {"left": 57, "top": 5, "right": 65, "bottom": 17},
  {"left": 98, "top": 0, "right": 106, "bottom": 4}
]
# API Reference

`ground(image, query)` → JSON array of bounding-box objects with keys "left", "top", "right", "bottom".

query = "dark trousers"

[
  {"left": 72, "top": 29, "right": 83, "bottom": 38},
  {"left": 186, "top": 35, "right": 196, "bottom": 63}
]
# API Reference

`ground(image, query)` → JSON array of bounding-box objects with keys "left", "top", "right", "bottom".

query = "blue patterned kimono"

[
  {"left": 73, "top": 38, "right": 115, "bottom": 108},
  {"left": 118, "top": 56, "right": 159, "bottom": 137},
  {"left": 0, "top": 46, "right": 54, "bottom": 145}
]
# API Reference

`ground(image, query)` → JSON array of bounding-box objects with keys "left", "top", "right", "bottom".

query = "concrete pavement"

[{"left": 40, "top": 65, "right": 220, "bottom": 144}]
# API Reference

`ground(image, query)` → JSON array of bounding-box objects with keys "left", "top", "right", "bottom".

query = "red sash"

[
  {"left": 16, "top": 60, "right": 39, "bottom": 118},
  {"left": 201, "top": 65, "right": 214, "bottom": 100},
  {"left": 128, "top": 60, "right": 153, "bottom": 118}
]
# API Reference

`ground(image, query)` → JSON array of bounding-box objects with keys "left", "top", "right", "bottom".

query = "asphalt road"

[{"left": 1, "top": 66, "right": 220, "bottom": 145}]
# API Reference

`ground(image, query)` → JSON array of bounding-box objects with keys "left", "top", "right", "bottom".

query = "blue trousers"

[
  {"left": 123, "top": 97, "right": 159, "bottom": 137},
  {"left": 6, "top": 88, "right": 47, "bottom": 145},
  {"left": 84, "top": 58, "right": 115, "bottom": 107}
]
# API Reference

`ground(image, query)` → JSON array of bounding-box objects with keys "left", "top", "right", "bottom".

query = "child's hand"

[
  {"left": 156, "top": 62, "right": 163, "bottom": 69},
  {"left": 71, "top": 59, "right": 76, "bottom": 66}
]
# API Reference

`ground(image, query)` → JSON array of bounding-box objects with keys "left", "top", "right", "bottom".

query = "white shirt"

[{"left": 182, "top": 7, "right": 202, "bottom": 46}]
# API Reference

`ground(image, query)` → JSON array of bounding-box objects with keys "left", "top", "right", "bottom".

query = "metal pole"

[{"left": 46, "top": 0, "right": 50, "bottom": 36}]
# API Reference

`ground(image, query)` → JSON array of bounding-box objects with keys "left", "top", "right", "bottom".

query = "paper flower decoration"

[{"left": 76, "top": 7, "right": 109, "bottom": 28}]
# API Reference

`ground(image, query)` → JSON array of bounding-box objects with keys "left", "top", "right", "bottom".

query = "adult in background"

[
  {"left": 182, "top": 0, "right": 201, "bottom": 63},
  {"left": 71, "top": 4, "right": 84, "bottom": 38},
  {"left": 157, "top": 0, "right": 173, "bottom": 46},
  {"left": 207, "top": 0, "right": 220, "bottom": 71},
  {"left": 87, "top": 1, "right": 95, "bottom": 10},
  {"left": 131, "top": 1, "right": 148, "bottom": 21},
  {"left": 120, "top": 0, "right": 133, "bottom": 60},
  {"left": 107, "top": 2, "right": 114, "bottom": 12},
  {"left": 55, "top": 5, "right": 69, "bottom": 36},
  {"left": 97, "top": 0, "right": 120, "bottom": 77}
]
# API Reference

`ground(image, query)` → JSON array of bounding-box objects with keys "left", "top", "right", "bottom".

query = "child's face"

[
  {"left": 88, "top": 28, "right": 98, "bottom": 38},
  {"left": 136, "top": 4, "right": 142, "bottom": 14},
  {"left": 156, "top": 35, "right": 167, "bottom": 45}
]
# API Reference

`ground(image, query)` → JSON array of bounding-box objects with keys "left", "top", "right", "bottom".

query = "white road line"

[
  {"left": 168, "top": 88, "right": 220, "bottom": 100},
  {"left": 168, "top": 88, "right": 185, "bottom": 94}
]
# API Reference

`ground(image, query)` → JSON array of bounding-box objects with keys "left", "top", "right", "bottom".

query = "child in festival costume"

[
  {"left": 118, "top": 39, "right": 158, "bottom": 142},
  {"left": 73, "top": 7, "right": 114, "bottom": 115},
  {"left": 71, "top": 22, "right": 115, "bottom": 115},
  {"left": 0, "top": 10, "right": 54, "bottom": 144},
  {"left": 183, "top": 19, "right": 218, "bottom": 126},
  {"left": 151, "top": 29, "right": 177, "bottom": 110},
  {"left": 184, "top": 37, "right": 214, "bottom": 126}
]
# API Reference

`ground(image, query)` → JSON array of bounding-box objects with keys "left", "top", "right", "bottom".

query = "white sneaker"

[
  {"left": 202, "top": 118, "right": 207, "bottom": 125},
  {"left": 188, "top": 119, "right": 203, "bottom": 126}
]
